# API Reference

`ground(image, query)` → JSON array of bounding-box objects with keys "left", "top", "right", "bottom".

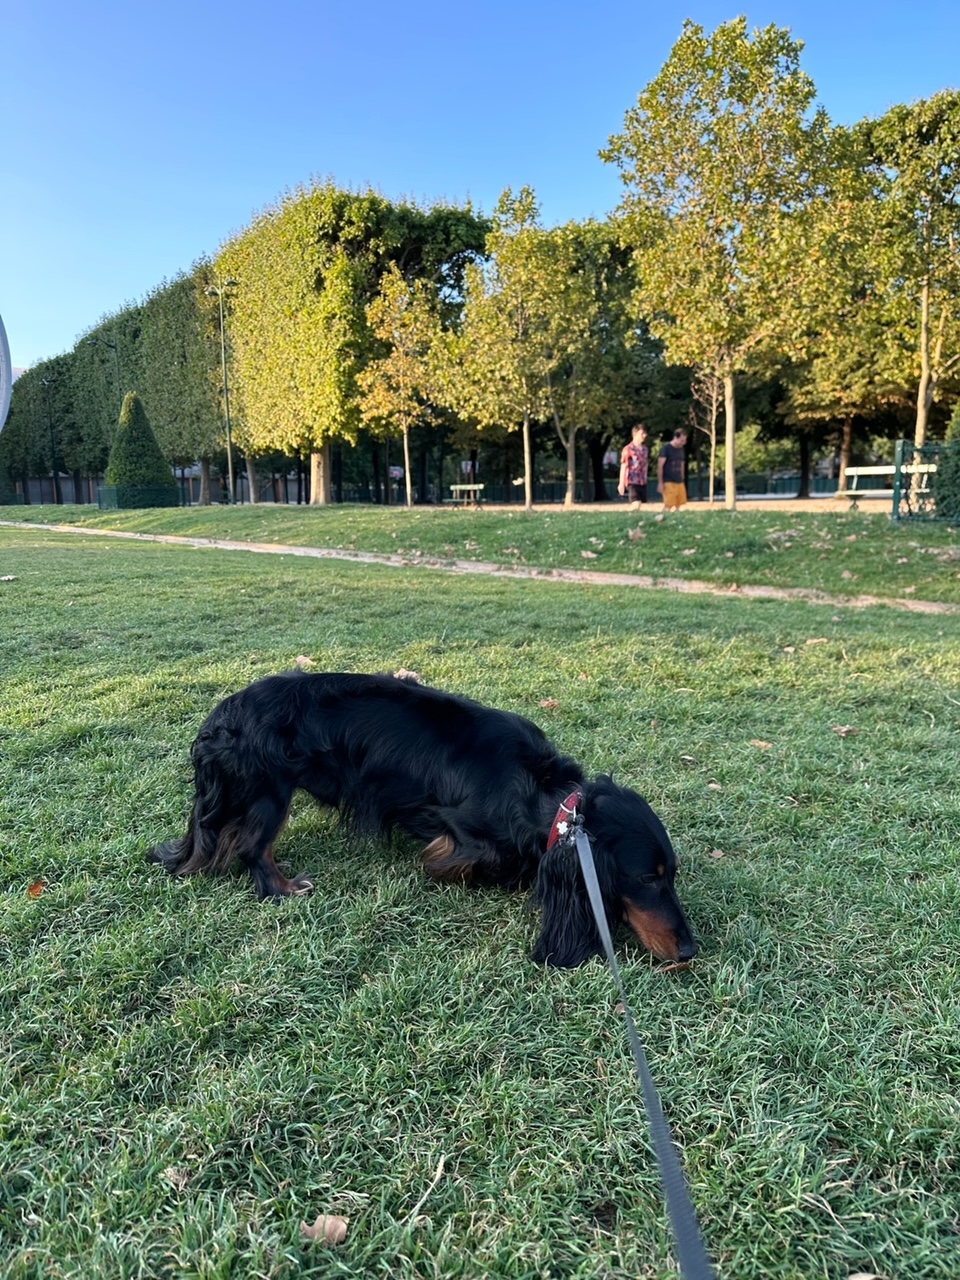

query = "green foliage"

[
  {"left": 439, "top": 190, "right": 640, "bottom": 506},
  {"left": 603, "top": 18, "right": 837, "bottom": 502},
  {"left": 216, "top": 182, "right": 487, "bottom": 463},
  {"left": 104, "top": 391, "right": 177, "bottom": 489},
  {"left": 137, "top": 266, "right": 222, "bottom": 464},
  {"left": 856, "top": 91, "right": 960, "bottom": 442},
  {"left": 933, "top": 440, "right": 960, "bottom": 521}
]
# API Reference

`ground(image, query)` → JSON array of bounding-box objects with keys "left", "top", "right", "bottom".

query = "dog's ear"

[{"left": 531, "top": 844, "right": 603, "bottom": 967}]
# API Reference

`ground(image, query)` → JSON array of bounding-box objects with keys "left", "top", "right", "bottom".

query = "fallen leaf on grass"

[
  {"left": 393, "top": 668, "right": 422, "bottom": 683},
  {"left": 301, "top": 1214, "right": 349, "bottom": 1245},
  {"left": 833, "top": 725, "right": 860, "bottom": 738},
  {"left": 163, "top": 1167, "right": 190, "bottom": 1192},
  {"left": 806, "top": 637, "right": 829, "bottom": 645},
  {"left": 847, "top": 1273, "right": 882, "bottom": 1280},
  {"left": 783, "top": 646, "right": 796, "bottom": 654},
  {"left": 658, "top": 961, "right": 692, "bottom": 975},
  {"left": 628, "top": 527, "right": 646, "bottom": 541},
  {"left": 28, "top": 881, "right": 44, "bottom": 898},
  {"left": 841, "top": 570, "right": 856, "bottom": 580},
  {"left": 0, "top": 575, "right": 16, "bottom": 582},
  {"left": 581, "top": 550, "right": 598, "bottom": 559},
  {"left": 710, "top": 849, "right": 726, "bottom": 859},
  {"left": 539, "top": 698, "right": 560, "bottom": 709},
  {"left": 903, "top": 585, "right": 917, "bottom": 594},
  {"left": 750, "top": 740, "right": 773, "bottom": 750},
  {"left": 295, "top": 655, "right": 315, "bottom": 668},
  {"left": 680, "top": 754, "right": 698, "bottom": 766},
  {"left": 707, "top": 782, "right": 722, "bottom": 791}
]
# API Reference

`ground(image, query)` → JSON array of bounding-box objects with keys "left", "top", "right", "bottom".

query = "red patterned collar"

[{"left": 546, "top": 788, "right": 584, "bottom": 850}]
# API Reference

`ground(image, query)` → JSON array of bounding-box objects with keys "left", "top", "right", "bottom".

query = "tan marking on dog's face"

[{"left": 623, "top": 903, "right": 681, "bottom": 961}]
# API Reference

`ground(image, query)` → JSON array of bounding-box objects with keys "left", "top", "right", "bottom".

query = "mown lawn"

[
  {"left": 1, "top": 523, "right": 958, "bottom": 1279},
  {"left": 4, "top": 500, "right": 960, "bottom": 604}
]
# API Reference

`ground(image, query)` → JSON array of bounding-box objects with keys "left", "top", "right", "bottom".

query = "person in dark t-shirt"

[{"left": 657, "top": 428, "right": 688, "bottom": 511}]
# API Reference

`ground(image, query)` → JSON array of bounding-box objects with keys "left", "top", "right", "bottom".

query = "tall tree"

[
  {"left": 138, "top": 267, "right": 222, "bottom": 499},
  {"left": 217, "top": 182, "right": 486, "bottom": 504},
  {"left": 541, "top": 221, "right": 638, "bottom": 505},
  {"left": 440, "top": 188, "right": 552, "bottom": 509},
  {"left": 602, "top": 17, "right": 833, "bottom": 509},
  {"left": 358, "top": 266, "right": 442, "bottom": 507},
  {"left": 856, "top": 91, "right": 960, "bottom": 445}
]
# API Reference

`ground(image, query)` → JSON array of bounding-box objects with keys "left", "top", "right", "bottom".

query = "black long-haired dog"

[{"left": 148, "top": 671, "right": 697, "bottom": 968}]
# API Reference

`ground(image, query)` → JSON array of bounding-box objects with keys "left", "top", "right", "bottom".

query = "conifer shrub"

[
  {"left": 99, "top": 391, "right": 179, "bottom": 508},
  {"left": 935, "top": 403, "right": 960, "bottom": 521}
]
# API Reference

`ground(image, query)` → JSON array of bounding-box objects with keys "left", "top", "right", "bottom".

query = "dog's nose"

[{"left": 677, "top": 936, "right": 698, "bottom": 961}]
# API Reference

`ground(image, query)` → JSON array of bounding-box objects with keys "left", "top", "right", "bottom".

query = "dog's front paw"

[{"left": 290, "top": 872, "right": 314, "bottom": 896}]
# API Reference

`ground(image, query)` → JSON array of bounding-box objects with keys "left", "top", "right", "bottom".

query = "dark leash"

[{"left": 550, "top": 793, "right": 717, "bottom": 1280}]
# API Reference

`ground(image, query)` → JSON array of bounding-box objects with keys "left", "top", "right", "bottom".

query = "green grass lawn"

[
  {"left": 1, "top": 523, "right": 959, "bottom": 1279},
  {"left": 4, "top": 500, "right": 960, "bottom": 604}
]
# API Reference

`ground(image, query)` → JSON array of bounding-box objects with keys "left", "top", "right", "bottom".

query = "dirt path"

[{"left": 4, "top": 519, "right": 956, "bottom": 615}]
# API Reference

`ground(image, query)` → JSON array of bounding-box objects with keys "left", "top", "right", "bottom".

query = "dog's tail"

[{"left": 147, "top": 738, "right": 233, "bottom": 876}]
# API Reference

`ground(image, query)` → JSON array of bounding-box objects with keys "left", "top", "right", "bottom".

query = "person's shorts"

[
  {"left": 661, "top": 481, "right": 687, "bottom": 509},
  {"left": 627, "top": 483, "right": 648, "bottom": 503}
]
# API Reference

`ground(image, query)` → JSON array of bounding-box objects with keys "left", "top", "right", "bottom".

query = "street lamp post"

[
  {"left": 40, "top": 376, "right": 62, "bottom": 504},
  {"left": 205, "top": 279, "right": 239, "bottom": 503},
  {"left": 87, "top": 335, "right": 123, "bottom": 416}
]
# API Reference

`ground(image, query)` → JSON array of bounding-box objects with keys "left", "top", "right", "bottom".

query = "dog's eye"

[{"left": 638, "top": 873, "right": 660, "bottom": 885}]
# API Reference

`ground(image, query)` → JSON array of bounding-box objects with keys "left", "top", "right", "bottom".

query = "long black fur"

[{"left": 148, "top": 671, "right": 697, "bottom": 967}]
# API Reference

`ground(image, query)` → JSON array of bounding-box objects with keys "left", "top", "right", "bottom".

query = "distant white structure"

[{"left": 0, "top": 312, "right": 11, "bottom": 432}]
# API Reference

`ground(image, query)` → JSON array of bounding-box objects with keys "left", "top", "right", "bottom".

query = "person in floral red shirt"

[{"left": 617, "top": 423, "right": 650, "bottom": 508}]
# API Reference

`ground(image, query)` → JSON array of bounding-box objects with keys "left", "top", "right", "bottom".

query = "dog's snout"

[{"left": 677, "top": 935, "right": 698, "bottom": 961}]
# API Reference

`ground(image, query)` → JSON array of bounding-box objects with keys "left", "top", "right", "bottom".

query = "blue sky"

[{"left": 3, "top": 0, "right": 958, "bottom": 370}]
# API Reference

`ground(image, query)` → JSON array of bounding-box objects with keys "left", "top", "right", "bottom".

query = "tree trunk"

[
  {"left": 402, "top": 428, "right": 413, "bottom": 508},
  {"left": 723, "top": 373, "right": 737, "bottom": 512},
  {"left": 915, "top": 277, "right": 931, "bottom": 447},
  {"left": 586, "top": 434, "right": 608, "bottom": 500},
  {"left": 310, "top": 444, "right": 332, "bottom": 505},
  {"left": 522, "top": 414, "right": 533, "bottom": 510},
  {"left": 837, "top": 418, "right": 853, "bottom": 494},
  {"left": 798, "top": 431, "right": 811, "bottom": 499},
  {"left": 199, "top": 458, "right": 212, "bottom": 505},
  {"left": 563, "top": 428, "right": 577, "bottom": 507},
  {"left": 246, "top": 454, "right": 258, "bottom": 504}
]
